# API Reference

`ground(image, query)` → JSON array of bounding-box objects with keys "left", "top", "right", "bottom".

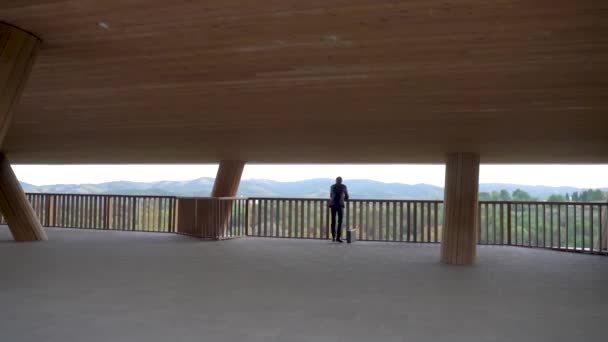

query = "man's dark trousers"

[{"left": 331, "top": 206, "right": 344, "bottom": 240}]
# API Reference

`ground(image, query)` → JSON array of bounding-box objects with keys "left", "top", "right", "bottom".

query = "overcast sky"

[{"left": 11, "top": 164, "right": 608, "bottom": 188}]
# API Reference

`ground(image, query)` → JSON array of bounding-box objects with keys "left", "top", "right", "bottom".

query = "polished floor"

[{"left": 1, "top": 226, "right": 606, "bottom": 342}]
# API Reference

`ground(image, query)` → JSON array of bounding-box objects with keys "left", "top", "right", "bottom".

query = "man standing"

[{"left": 329, "top": 177, "right": 349, "bottom": 242}]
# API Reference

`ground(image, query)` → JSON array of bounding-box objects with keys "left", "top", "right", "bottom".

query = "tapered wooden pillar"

[
  {"left": 0, "top": 154, "right": 47, "bottom": 241},
  {"left": 212, "top": 160, "right": 245, "bottom": 197},
  {"left": 440, "top": 153, "right": 480, "bottom": 265},
  {"left": 210, "top": 160, "right": 244, "bottom": 238},
  {"left": 0, "top": 23, "right": 46, "bottom": 241}
]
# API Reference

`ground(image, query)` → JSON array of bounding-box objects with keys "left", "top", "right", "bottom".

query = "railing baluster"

[
  {"left": 371, "top": 201, "right": 376, "bottom": 241},
  {"left": 499, "top": 203, "right": 504, "bottom": 245},
  {"left": 156, "top": 197, "right": 162, "bottom": 232},
  {"left": 548, "top": 204, "right": 553, "bottom": 248},
  {"left": 277, "top": 199, "right": 282, "bottom": 238},
  {"left": 405, "top": 202, "right": 410, "bottom": 242},
  {"left": 565, "top": 204, "right": 569, "bottom": 250},
  {"left": 391, "top": 202, "right": 396, "bottom": 242},
  {"left": 599, "top": 204, "right": 604, "bottom": 253},
  {"left": 557, "top": 203, "right": 561, "bottom": 249},
  {"left": 360, "top": 201, "right": 365, "bottom": 240},
  {"left": 288, "top": 200, "right": 293, "bottom": 238},
  {"left": 492, "top": 203, "right": 496, "bottom": 245},
  {"left": 300, "top": 199, "right": 305, "bottom": 239},
  {"left": 62, "top": 194, "right": 67, "bottom": 227},
  {"left": 269, "top": 199, "right": 275, "bottom": 237},
  {"left": 484, "top": 203, "right": 490, "bottom": 244},
  {"left": 316, "top": 201, "right": 320, "bottom": 239},
  {"left": 253, "top": 199, "right": 259, "bottom": 236},
  {"left": 325, "top": 201, "right": 330, "bottom": 240},
  {"left": 413, "top": 202, "right": 418, "bottom": 242},
  {"left": 478, "top": 202, "right": 483, "bottom": 244},
  {"left": 307, "top": 200, "right": 312, "bottom": 239},
  {"left": 517, "top": 203, "right": 521, "bottom": 246},
  {"left": 380, "top": 202, "right": 384, "bottom": 241},
  {"left": 528, "top": 203, "right": 532, "bottom": 247},
  {"left": 387, "top": 201, "right": 391, "bottom": 241},
  {"left": 433, "top": 202, "right": 439, "bottom": 242},
  {"left": 353, "top": 201, "right": 356, "bottom": 237},
  {"left": 75, "top": 195, "right": 80, "bottom": 228},
  {"left": 261, "top": 199, "right": 266, "bottom": 237},
  {"left": 276, "top": 199, "right": 282, "bottom": 237},
  {"left": 590, "top": 205, "right": 594, "bottom": 253},
  {"left": 535, "top": 204, "right": 539, "bottom": 247},
  {"left": 581, "top": 204, "right": 585, "bottom": 252},
  {"left": 574, "top": 203, "right": 577, "bottom": 250}
]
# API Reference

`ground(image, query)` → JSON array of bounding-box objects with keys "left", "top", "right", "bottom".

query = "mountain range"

[{"left": 18, "top": 178, "right": 607, "bottom": 200}]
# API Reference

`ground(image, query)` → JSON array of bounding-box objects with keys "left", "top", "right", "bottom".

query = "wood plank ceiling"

[{"left": 1, "top": 0, "right": 607, "bottom": 163}]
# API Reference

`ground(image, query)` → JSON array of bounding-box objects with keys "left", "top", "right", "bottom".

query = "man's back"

[{"left": 329, "top": 183, "right": 349, "bottom": 208}]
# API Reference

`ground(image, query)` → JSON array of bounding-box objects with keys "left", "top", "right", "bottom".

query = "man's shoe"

[
  {"left": 336, "top": 239, "right": 344, "bottom": 243},
  {"left": 332, "top": 237, "right": 336, "bottom": 242}
]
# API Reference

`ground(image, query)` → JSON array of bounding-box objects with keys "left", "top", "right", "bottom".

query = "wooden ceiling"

[{"left": 2, "top": 0, "right": 607, "bottom": 163}]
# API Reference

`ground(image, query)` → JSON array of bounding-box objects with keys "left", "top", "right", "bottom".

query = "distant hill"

[{"left": 18, "top": 178, "right": 608, "bottom": 200}]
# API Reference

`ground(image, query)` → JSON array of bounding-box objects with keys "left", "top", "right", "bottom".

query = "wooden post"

[
  {"left": 601, "top": 202, "right": 607, "bottom": 251},
  {"left": 0, "top": 154, "right": 47, "bottom": 241},
  {"left": 440, "top": 153, "right": 480, "bottom": 265},
  {"left": 210, "top": 160, "right": 245, "bottom": 238},
  {"left": 211, "top": 160, "right": 245, "bottom": 197},
  {"left": 0, "top": 23, "right": 45, "bottom": 241},
  {"left": 46, "top": 195, "right": 55, "bottom": 227}
]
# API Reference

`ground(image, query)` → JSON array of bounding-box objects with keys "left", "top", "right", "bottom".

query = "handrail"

[
  {"left": 248, "top": 198, "right": 603, "bottom": 205},
  {"left": 248, "top": 197, "right": 443, "bottom": 203},
  {"left": 20, "top": 193, "right": 602, "bottom": 206},
  {"left": 24, "top": 192, "right": 178, "bottom": 199},
  {"left": 3, "top": 193, "right": 178, "bottom": 233}
]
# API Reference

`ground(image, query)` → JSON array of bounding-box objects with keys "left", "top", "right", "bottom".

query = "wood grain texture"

[
  {"left": 211, "top": 160, "right": 244, "bottom": 236},
  {"left": 177, "top": 197, "right": 245, "bottom": 239},
  {"left": 176, "top": 198, "right": 196, "bottom": 236},
  {"left": 440, "top": 153, "right": 479, "bottom": 265},
  {"left": 211, "top": 160, "right": 245, "bottom": 197},
  {"left": 0, "top": 24, "right": 45, "bottom": 241},
  {"left": 1, "top": 1, "right": 607, "bottom": 163},
  {"left": 0, "top": 153, "right": 47, "bottom": 241}
]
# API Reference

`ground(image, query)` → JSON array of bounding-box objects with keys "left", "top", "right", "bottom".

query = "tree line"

[{"left": 478, "top": 188, "right": 607, "bottom": 202}]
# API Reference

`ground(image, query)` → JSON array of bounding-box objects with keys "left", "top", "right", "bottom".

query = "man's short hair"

[{"left": 336, "top": 177, "right": 343, "bottom": 184}]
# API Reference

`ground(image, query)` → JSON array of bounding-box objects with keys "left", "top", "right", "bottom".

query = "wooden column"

[
  {"left": 205, "top": 160, "right": 245, "bottom": 239},
  {"left": 601, "top": 201, "right": 607, "bottom": 251},
  {"left": 0, "top": 23, "right": 45, "bottom": 241},
  {"left": 440, "top": 153, "right": 480, "bottom": 265},
  {"left": 211, "top": 160, "right": 245, "bottom": 197},
  {"left": 0, "top": 154, "right": 47, "bottom": 241}
]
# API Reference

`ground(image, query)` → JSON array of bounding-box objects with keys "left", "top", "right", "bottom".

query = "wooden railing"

[
  {"left": 176, "top": 197, "right": 247, "bottom": 239},
  {"left": 248, "top": 197, "right": 607, "bottom": 254},
  {"left": 1, "top": 193, "right": 606, "bottom": 255},
  {"left": 1, "top": 193, "right": 177, "bottom": 232},
  {"left": 247, "top": 198, "right": 444, "bottom": 242},
  {"left": 479, "top": 201, "right": 608, "bottom": 253}
]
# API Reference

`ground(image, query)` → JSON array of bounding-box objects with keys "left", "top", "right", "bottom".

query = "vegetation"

[{"left": 479, "top": 188, "right": 607, "bottom": 202}]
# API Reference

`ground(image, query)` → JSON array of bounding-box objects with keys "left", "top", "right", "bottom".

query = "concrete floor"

[{"left": 0, "top": 226, "right": 607, "bottom": 342}]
